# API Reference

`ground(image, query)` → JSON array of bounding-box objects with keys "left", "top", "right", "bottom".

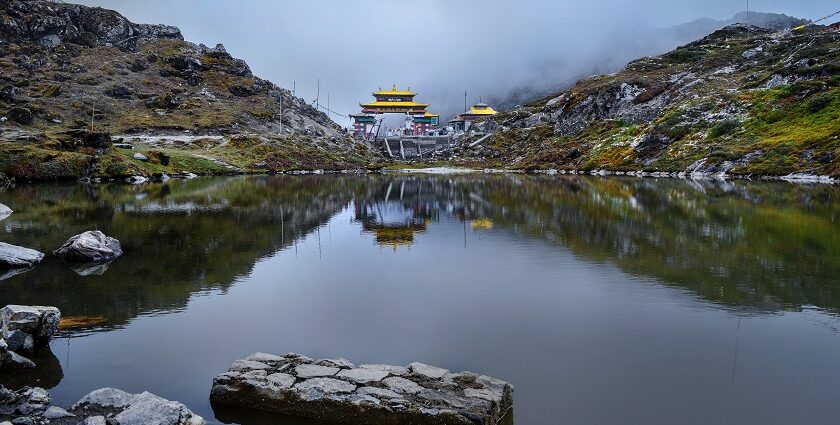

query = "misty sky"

[{"left": 79, "top": 1, "right": 836, "bottom": 124}]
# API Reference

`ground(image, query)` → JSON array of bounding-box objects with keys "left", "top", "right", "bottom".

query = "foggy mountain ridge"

[
  {"left": 70, "top": 1, "right": 833, "bottom": 129},
  {"left": 485, "top": 11, "right": 809, "bottom": 115}
]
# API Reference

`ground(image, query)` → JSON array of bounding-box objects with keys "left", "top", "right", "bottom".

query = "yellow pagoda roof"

[
  {"left": 424, "top": 112, "right": 440, "bottom": 117},
  {"left": 361, "top": 101, "right": 429, "bottom": 108},
  {"left": 373, "top": 85, "right": 416, "bottom": 96},
  {"left": 463, "top": 103, "right": 498, "bottom": 116}
]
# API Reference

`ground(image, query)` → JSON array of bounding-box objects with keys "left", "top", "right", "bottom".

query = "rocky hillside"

[
  {"left": 0, "top": 0, "right": 376, "bottom": 181},
  {"left": 487, "top": 12, "right": 809, "bottom": 112},
  {"left": 476, "top": 24, "right": 840, "bottom": 178}
]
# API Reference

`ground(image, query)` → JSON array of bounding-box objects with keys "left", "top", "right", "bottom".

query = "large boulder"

[
  {"left": 52, "top": 231, "right": 122, "bottom": 264},
  {"left": 0, "top": 243, "right": 44, "bottom": 269},
  {"left": 0, "top": 305, "right": 60, "bottom": 372},
  {"left": 1, "top": 305, "right": 60, "bottom": 348},
  {"left": 8, "top": 107, "right": 33, "bottom": 125}
]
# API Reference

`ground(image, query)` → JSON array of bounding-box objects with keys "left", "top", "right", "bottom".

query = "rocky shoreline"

[
  {"left": 1, "top": 304, "right": 205, "bottom": 424},
  {"left": 211, "top": 353, "right": 513, "bottom": 425},
  {"left": 0, "top": 386, "right": 205, "bottom": 425}
]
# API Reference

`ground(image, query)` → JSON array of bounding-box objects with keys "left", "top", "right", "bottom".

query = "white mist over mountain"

[{"left": 78, "top": 1, "right": 836, "bottom": 123}]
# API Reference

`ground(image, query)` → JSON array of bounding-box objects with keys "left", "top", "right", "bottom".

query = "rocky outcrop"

[
  {"left": 0, "top": 242, "right": 44, "bottom": 269},
  {"left": 211, "top": 353, "right": 513, "bottom": 425},
  {"left": 52, "top": 231, "right": 122, "bottom": 264},
  {"left": 0, "top": 0, "right": 183, "bottom": 52},
  {"left": 0, "top": 305, "right": 60, "bottom": 372},
  {"left": 0, "top": 386, "right": 205, "bottom": 425}
]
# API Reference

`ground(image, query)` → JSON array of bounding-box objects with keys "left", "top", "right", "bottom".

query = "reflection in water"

[
  {"left": 0, "top": 174, "right": 839, "bottom": 424},
  {"left": 348, "top": 175, "right": 840, "bottom": 313},
  {"left": 0, "top": 346, "right": 63, "bottom": 390}
]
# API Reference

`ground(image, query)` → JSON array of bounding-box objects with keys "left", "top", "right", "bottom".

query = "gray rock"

[
  {"left": 39, "top": 35, "right": 61, "bottom": 48},
  {"left": 2, "top": 330, "right": 34, "bottom": 356},
  {"left": 1, "top": 305, "right": 41, "bottom": 333},
  {"left": 43, "top": 406, "right": 75, "bottom": 419},
  {"left": 53, "top": 231, "right": 123, "bottom": 264},
  {"left": 408, "top": 362, "right": 449, "bottom": 379},
  {"left": 133, "top": 153, "right": 149, "bottom": 161},
  {"left": 114, "top": 391, "right": 205, "bottom": 425},
  {"left": 317, "top": 358, "right": 355, "bottom": 369},
  {"left": 294, "top": 364, "right": 339, "bottom": 378},
  {"left": 266, "top": 372, "right": 295, "bottom": 388},
  {"left": 0, "top": 243, "right": 45, "bottom": 269},
  {"left": 336, "top": 367, "right": 390, "bottom": 384},
  {"left": 72, "top": 388, "right": 204, "bottom": 425},
  {"left": 0, "top": 203, "right": 11, "bottom": 221},
  {"left": 464, "top": 388, "right": 504, "bottom": 404},
  {"left": 359, "top": 363, "right": 409, "bottom": 376},
  {"left": 83, "top": 417, "right": 107, "bottom": 425},
  {"left": 73, "top": 387, "right": 135, "bottom": 409},
  {"left": 356, "top": 386, "right": 403, "bottom": 400},
  {"left": 246, "top": 352, "right": 287, "bottom": 363},
  {"left": 33, "top": 306, "right": 60, "bottom": 347},
  {"left": 294, "top": 377, "right": 356, "bottom": 394},
  {"left": 0, "top": 349, "right": 36, "bottom": 370},
  {"left": 231, "top": 359, "right": 270, "bottom": 371},
  {"left": 382, "top": 376, "right": 425, "bottom": 395}
]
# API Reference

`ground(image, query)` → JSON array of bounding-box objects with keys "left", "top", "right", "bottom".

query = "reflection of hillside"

[
  {"left": 1, "top": 174, "right": 838, "bottom": 329},
  {"left": 354, "top": 175, "right": 840, "bottom": 313},
  {"left": 0, "top": 176, "right": 353, "bottom": 332}
]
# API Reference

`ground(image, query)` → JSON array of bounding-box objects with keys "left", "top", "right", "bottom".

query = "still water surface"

[{"left": 1, "top": 175, "right": 839, "bottom": 424}]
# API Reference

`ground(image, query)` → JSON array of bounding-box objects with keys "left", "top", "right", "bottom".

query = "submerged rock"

[
  {"left": 53, "top": 231, "right": 123, "bottom": 264},
  {"left": 211, "top": 353, "right": 513, "bottom": 425},
  {"left": 0, "top": 243, "right": 44, "bottom": 269}
]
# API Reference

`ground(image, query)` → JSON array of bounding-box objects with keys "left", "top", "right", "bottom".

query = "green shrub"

[
  {"left": 710, "top": 119, "right": 741, "bottom": 138},
  {"left": 807, "top": 93, "right": 834, "bottom": 113}
]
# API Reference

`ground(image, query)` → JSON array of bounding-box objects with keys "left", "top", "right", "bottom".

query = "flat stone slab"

[{"left": 211, "top": 353, "right": 513, "bottom": 425}]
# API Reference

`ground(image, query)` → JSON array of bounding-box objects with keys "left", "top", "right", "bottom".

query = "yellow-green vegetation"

[
  {"left": 0, "top": 132, "right": 378, "bottom": 181},
  {"left": 0, "top": 142, "right": 90, "bottom": 180}
]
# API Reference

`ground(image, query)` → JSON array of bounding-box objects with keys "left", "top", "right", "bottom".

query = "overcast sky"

[{"left": 78, "top": 1, "right": 836, "bottom": 124}]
